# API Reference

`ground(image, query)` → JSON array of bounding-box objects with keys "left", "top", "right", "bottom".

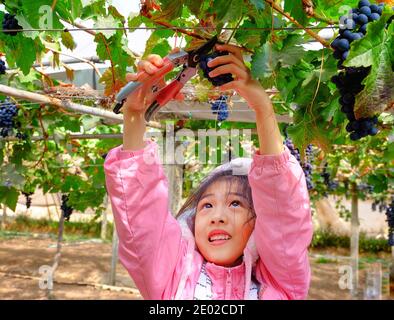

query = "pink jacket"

[{"left": 104, "top": 140, "right": 313, "bottom": 300}]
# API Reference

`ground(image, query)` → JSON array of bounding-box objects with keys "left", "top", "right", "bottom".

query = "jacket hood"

[{"left": 176, "top": 156, "right": 260, "bottom": 266}]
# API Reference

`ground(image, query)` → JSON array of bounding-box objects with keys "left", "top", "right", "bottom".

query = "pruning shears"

[{"left": 112, "top": 35, "right": 219, "bottom": 122}]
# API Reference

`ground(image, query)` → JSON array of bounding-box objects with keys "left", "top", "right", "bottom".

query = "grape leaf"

[
  {"left": 94, "top": 15, "right": 121, "bottom": 39},
  {"left": 251, "top": 42, "right": 273, "bottom": 79}
]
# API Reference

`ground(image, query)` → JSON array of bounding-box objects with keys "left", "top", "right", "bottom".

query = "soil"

[{"left": 0, "top": 235, "right": 392, "bottom": 300}]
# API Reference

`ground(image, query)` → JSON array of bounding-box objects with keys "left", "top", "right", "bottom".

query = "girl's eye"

[
  {"left": 202, "top": 203, "right": 212, "bottom": 209},
  {"left": 230, "top": 200, "right": 241, "bottom": 207}
]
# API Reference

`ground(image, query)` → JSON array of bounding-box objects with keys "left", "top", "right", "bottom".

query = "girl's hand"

[
  {"left": 122, "top": 48, "right": 184, "bottom": 115},
  {"left": 207, "top": 44, "right": 271, "bottom": 113}
]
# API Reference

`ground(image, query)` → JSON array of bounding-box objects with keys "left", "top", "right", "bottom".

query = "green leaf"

[
  {"left": 344, "top": 13, "right": 391, "bottom": 68},
  {"left": 1, "top": 35, "right": 41, "bottom": 75},
  {"left": 94, "top": 15, "right": 121, "bottom": 39},
  {"left": 184, "top": 0, "right": 204, "bottom": 16},
  {"left": 249, "top": 0, "right": 265, "bottom": 11},
  {"left": 0, "top": 187, "right": 19, "bottom": 211},
  {"left": 212, "top": 0, "right": 244, "bottom": 23},
  {"left": 154, "top": 0, "right": 185, "bottom": 21},
  {"left": 251, "top": 42, "right": 273, "bottom": 79},
  {"left": 353, "top": 23, "right": 394, "bottom": 118},
  {"left": 284, "top": 0, "right": 308, "bottom": 26},
  {"left": 367, "top": 174, "right": 388, "bottom": 193}
]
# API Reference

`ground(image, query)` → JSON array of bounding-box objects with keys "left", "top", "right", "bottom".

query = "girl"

[{"left": 104, "top": 44, "right": 313, "bottom": 300}]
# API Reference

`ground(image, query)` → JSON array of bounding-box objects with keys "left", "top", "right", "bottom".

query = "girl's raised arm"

[
  {"left": 209, "top": 44, "right": 312, "bottom": 299},
  {"left": 104, "top": 54, "right": 186, "bottom": 299}
]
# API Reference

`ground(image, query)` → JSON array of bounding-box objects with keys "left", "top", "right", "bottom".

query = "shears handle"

[{"left": 112, "top": 56, "right": 175, "bottom": 114}]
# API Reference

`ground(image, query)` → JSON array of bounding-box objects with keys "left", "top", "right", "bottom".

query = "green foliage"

[
  {"left": 311, "top": 230, "right": 392, "bottom": 253},
  {"left": 3, "top": 215, "right": 114, "bottom": 240},
  {"left": 0, "top": 0, "right": 392, "bottom": 217}
]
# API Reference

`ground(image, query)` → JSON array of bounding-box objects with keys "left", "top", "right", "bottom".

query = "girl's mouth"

[{"left": 208, "top": 234, "right": 231, "bottom": 245}]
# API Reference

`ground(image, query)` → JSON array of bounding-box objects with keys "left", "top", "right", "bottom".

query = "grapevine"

[
  {"left": 61, "top": 194, "right": 74, "bottom": 222},
  {"left": 209, "top": 95, "right": 229, "bottom": 122},
  {"left": 2, "top": 13, "right": 23, "bottom": 36},
  {"left": 199, "top": 51, "right": 234, "bottom": 87},
  {"left": 0, "top": 98, "right": 18, "bottom": 138}
]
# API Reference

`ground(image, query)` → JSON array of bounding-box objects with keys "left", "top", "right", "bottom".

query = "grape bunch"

[
  {"left": 0, "top": 59, "right": 6, "bottom": 75},
  {"left": 331, "top": 1, "right": 384, "bottom": 67},
  {"left": 199, "top": 51, "right": 234, "bottom": 87},
  {"left": 0, "top": 98, "right": 18, "bottom": 138},
  {"left": 331, "top": 66, "right": 379, "bottom": 140},
  {"left": 61, "top": 194, "right": 74, "bottom": 222},
  {"left": 371, "top": 199, "right": 388, "bottom": 212},
  {"left": 284, "top": 138, "right": 314, "bottom": 190},
  {"left": 385, "top": 198, "right": 394, "bottom": 246},
  {"left": 321, "top": 163, "right": 339, "bottom": 192},
  {"left": 209, "top": 95, "right": 229, "bottom": 121},
  {"left": 2, "top": 13, "right": 23, "bottom": 36},
  {"left": 357, "top": 182, "right": 374, "bottom": 193},
  {"left": 22, "top": 192, "right": 33, "bottom": 209},
  {"left": 330, "top": 0, "right": 387, "bottom": 141},
  {"left": 302, "top": 144, "right": 314, "bottom": 190}
]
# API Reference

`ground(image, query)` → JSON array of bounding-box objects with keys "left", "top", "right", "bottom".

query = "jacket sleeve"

[
  {"left": 104, "top": 140, "right": 186, "bottom": 299},
  {"left": 248, "top": 145, "right": 313, "bottom": 300}
]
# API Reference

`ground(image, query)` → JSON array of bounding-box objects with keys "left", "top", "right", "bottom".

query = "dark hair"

[{"left": 176, "top": 169, "right": 256, "bottom": 233}]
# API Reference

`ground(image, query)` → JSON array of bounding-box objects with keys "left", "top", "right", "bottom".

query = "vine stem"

[
  {"left": 33, "top": 108, "right": 48, "bottom": 169},
  {"left": 263, "top": 0, "right": 331, "bottom": 48},
  {"left": 0, "top": 84, "right": 162, "bottom": 129},
  {"left": 98, "top": 33, "right": 116, "bottom": 91},
  {"left": 140, "top": 4, "right": 207, "bottom": 40},
  {"left": 48, "top": 47, "right": 102, "bottom": 78}
]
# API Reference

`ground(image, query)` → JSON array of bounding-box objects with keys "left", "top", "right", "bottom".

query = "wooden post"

[
  {"left": 350, "top": 182, "right": 359, "bottom": 299},
  {"left": 48, "top": 210, "right": 65, "bottom": 299},
  {"left": 108, "top": 223, "right": 119, "bottom": 286},
  {"left": 101, "top": 194, "right": 108, "bottom": 240},
  {"left": 1, "top": 204, "right": 7, "bottom": 229}
]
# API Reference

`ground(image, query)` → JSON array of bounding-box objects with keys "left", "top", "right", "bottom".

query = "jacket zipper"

[{"left": 225, "top": 269, "right": 231, "bottom": 299}]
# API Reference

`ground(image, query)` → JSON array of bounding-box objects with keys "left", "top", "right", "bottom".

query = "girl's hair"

[{"left": 176, "top": 169, "right": 256, "bottom": 233}]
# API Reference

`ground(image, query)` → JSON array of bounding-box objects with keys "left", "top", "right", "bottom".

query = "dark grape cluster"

[
  {"left": 209, "top": 95, "right": 229, "bottom": 121},
  {"left": 330, "top": 1, "right": 387, "bottom": 141},
  {"left": 332, "top": 1, "right": 384, "bottom": 67},
  {"left": 2, "top": 13, "right": 23, "bottom": 36},
  {"left": 0, "top": 98, "right": 18, "bottom": 138},
  {"left": 321, "top": 163, "right": 339, "bottom": 193},
  {"left": 331, "top": 67, "right": 378, "bottom": 140},
  {"left": 385, "top": 198, "right": 394, "bottom": 246},
  {"left": 284, "top": 137, "right": 314, "bottom": 190},
  {"left": 61, "top": 194, "right": 74, "bottom": 222},
  {"left": 22, "top": 192, "right": 33, "bottom": 209},
  {"left": 0, "top": 59, "right": 6, "bottom": 75},
  {"left": 357, "top": 182, "right": 374, "bottom": 193},
  {"left": 371, "top": 199, "right": 388, "bottom": 212},
  {"left": 302, "top": 144, "right": 314, "bottom": 190},
  {"left": 199, "top": 51, "right": 234, "bottom": 87}
]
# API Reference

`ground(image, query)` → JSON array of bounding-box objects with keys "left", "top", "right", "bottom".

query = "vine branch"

[{"left": 264, "top": 0, "right": 331, "bottom": 48}]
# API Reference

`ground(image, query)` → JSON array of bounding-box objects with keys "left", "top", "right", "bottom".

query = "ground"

[{"left": 0, "top": 234, "right": 392, "bottom": 300}]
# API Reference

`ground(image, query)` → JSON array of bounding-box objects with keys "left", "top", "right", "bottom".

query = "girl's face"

[{"left": 194, "top": 179, "right": 255, "bottom": 267}]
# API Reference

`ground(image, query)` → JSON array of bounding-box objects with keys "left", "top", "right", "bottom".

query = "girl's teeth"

[{"left": 209, "top": 235, "right": 230, "bottom": 241}]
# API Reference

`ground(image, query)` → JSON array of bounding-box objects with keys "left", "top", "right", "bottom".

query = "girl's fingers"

[
  {"left": 126, "top": 73, "right": 137, "bottom": 82},
  {"left": 137, "top": 60, "right": 159, "bottom": 74},
  {"left": 207, "top": 54, "right": 245, "bottom": 70},
  {"left": 215, "top": 44, "right": 244, "bottom": 62},
  {"left": 218, "top": 79, "right": 242, "bottom": 92},
  {"left": 208, "top": 64, "right": 249, "bottom": 81},
  {"left": 147, "top": 54, "right": 164, "bottom": 67}
]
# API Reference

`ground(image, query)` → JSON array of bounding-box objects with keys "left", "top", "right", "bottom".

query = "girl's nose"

[{"left": 210, "top": 207, "right": 227, "bottom": 224}]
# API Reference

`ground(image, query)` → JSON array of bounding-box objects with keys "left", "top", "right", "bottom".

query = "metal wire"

[{"left": 0, "top": 25, "right": 339, "bottom": 34}]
